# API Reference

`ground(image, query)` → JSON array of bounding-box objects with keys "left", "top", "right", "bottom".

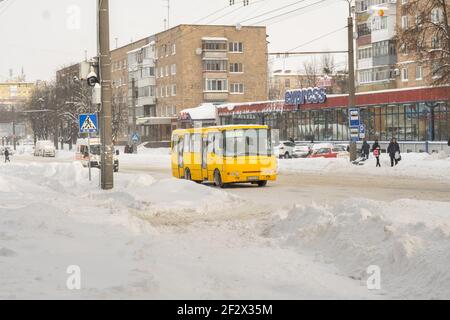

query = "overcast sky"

[{"left": 0, "top": 0, "right": 349, "bottom": 81}]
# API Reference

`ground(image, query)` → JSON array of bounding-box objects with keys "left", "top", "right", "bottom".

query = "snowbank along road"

[{"left": 1, "top": 149, "right": 449, "bottom": 299}]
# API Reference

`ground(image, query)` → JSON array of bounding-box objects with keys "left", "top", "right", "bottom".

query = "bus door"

[
  {"left": 201, "top": 135, "right": 208, "bottom": 181},
  {"left": 178, "top": 136, "right": 185, "bottom": 178}
]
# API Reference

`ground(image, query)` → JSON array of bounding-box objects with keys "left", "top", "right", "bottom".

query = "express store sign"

[{"left": 285, "top": 87, "right": 327, "bottom": 106}]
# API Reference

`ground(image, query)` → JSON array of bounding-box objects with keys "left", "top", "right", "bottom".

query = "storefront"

[{"left": 218, "top": 86, "right": 450, "bottom": 142}]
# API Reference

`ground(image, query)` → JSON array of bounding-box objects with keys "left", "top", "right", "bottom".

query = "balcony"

[
  {"left": 203, "top": 51, "right": 228, "bottom": 60},
  {"left": 203, "top": 92, "right": 228, "bottom": 102}
]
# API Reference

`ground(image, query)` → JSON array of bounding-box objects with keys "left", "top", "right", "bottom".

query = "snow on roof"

[
  {"left": 201, "top": 37, "right": 228, "bottom": 42},
  {"left": 180, "top": 103, "right": 217, "bottom": 120}
]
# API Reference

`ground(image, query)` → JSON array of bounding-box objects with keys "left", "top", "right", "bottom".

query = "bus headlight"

[{"left": 261, "top": 169, "right": 276, "bottom": 175}]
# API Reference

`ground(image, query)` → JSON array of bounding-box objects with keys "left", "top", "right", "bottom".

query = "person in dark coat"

[
  {"left": 361, "top": 138, "right": 370, "bottom": 160},
  {"left": 372, "top": 139, "right": 381, "bottom": 167},
  {"left": 387, "top": 138, "right": 400, "bottom": 167},
  {"left": 4, "top": 148, "right": 10, "bottom": 163}
]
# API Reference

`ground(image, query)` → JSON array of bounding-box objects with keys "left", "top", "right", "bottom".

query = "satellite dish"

[
  {"left": 195, "top": 48, "right": 202, "bottom": 55},
  {"left": 236, "top": 23, "right": 242, "bottom": 31}
]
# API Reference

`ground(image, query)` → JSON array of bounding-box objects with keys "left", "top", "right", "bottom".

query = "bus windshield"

[{"left": 224, "top": 129, "right": 272, "bottom": 157}]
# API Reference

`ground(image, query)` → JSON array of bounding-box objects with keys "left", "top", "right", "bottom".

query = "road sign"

[
  {"left": 349, "top": 108, "right": 361, "bottom": 142},
  {"left": 131, "top": 132, "right": 140, "bottom": 143},
  {"left": 349, "top": 108, "right": 360, "bottom": 127},
  {"left": 359, "top": 124, "right": 366, "bottom": 139},
  {"left": 79, "top": 114, "right": 98, "bottom": 134}
]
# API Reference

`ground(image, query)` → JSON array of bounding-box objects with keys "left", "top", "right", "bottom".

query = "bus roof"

[{"left": 172, "top": 124, "right": 269, "bottom": 135}]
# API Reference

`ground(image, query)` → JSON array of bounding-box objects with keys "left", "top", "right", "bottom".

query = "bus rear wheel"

[
  {"left": 184, "top": 168, "right": 192, "bottom": 181},
  {"left": 214, "top": 170, "right": 225, "bottom": 188}
]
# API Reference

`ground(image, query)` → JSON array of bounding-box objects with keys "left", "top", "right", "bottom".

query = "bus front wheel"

[
  {"left": 214, "top": 170, "right": 225, "bottom": 188},
  {"left": 257, "top": 180, "right": 268, "bottom": 187}
]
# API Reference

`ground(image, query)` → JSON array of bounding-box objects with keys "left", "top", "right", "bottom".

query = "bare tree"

[
  {"left": 111, "top": 93, "right": 128, "bottom": 143},
  {"left": 303, "top": 58, "right": 320, "bottom": 87},
  {"left": 321, "top": 54, "right": 336, "bottom": 76},
  {"left": 397, "top": 0, "right": 450, "bottom": 85}
]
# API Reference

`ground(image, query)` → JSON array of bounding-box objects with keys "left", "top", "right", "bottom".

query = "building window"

[
  {"left": 357, "top": 23, "right": 371, "bottom": 37},
  {"left": 357, "top": 0, "right": 368, "bottom": 12},
  {"left": 165, "top": 65, "right": 169, "bottom": 77},
  {"left": 171, "top": 84, "right": 177, "bottom": 96},
  {"left": 285, "top": 79, "right": 291, "bottom": 88},
  {"left": 172, "top": 43, "right": 176, "bottom": 55},
  {"left": 402, "top": 15, "right": 409, "bottom": 29},
  {"left": 203, "top": 41, "right": 227, "bottom": 51},
  {"left": 402, "top": 67, "right": 409, "bottom": 82},
  {"left": 415, "top": 65, "right": 423, "bottom": 80},
  {"left": 229, "top": 63, "right": 243, "bottom": 73},
  {"left": 372, "top": 16, "right": 388, "bottom": 31},
  {"left": 230, "top": 83, "right": 244, "bottom": 94},
  {"left": 358, "top": 46, "right": 372, "bottom": 60},
  {"left": 203, "top": 60, "right": 227, "bottom": 71},
  {"left": 205, "top": 79, "right": 228, "bottom": 92},
  {"left": 431, "top": 7, "right": 444, "bottom": 23},
  {"left": 431, "top": 36, "right": 441, "bottom": 49},
  {"left": 171, "top": 64, "right": 177, "bottom": 75},
  {"left": 229, "top": 42, "right": 244, "bottom": 53}
]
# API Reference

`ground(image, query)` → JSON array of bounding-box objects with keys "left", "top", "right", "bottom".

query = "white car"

[
  {"left": 292, "top": 144, "right": 311, "bottom": 158},
  {"left": 332, "top": 145, "right": 350, "bottom": 158},
  {"left": 34, "top": 140, "right": 56, "bottom": 157},
  {"left": 275, "top": 141, "right": 295, "bottom": 159}
]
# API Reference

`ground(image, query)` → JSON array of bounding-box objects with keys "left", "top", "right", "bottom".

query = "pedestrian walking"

[
  {"left": 4, "top": 148, "right": 10, "bottom": 163},
  {"left": 387, "top": 138, "right": 401, "bottom": 167},
  {"left": 372, "top": 139, "right": 381, "bottom": 167},
  {"left": 361, "top": 138, "right": 370, "bottom": 160}
]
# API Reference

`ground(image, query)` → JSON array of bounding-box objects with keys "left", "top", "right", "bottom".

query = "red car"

[{"left": 308, "top": 147, "right": 338, "bottom": 158}]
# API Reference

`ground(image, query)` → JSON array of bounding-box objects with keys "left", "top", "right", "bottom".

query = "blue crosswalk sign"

[
  {"left": 131, "top": 132, "right": 140, "bottom": 143},
  {"left": 79, "top": 114, "right": 98, "bottom": 133}
]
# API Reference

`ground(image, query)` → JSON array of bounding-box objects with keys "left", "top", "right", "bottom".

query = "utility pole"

[
  {"left": 131, "top": 78, "right": 138, "bottom": 154},
  {"left": 346, "top": 0, "right": 357, "bottom": 161},
  {"left": 98, "top": 0, "right": 114, "bottom": 190}
]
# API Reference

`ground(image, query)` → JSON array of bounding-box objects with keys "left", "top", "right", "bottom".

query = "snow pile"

[
  {"left": 267, "top": 198, "right": 450, "bottom": 299},
  {"left": 278, "top": 153, "right": 450, "bottom": 181},
  {"left": 118, "top": 148, "right": 171, "bottom": 169}
]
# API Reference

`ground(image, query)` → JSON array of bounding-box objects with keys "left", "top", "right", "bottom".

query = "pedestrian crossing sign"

[{"left": 79, "top": 114, "right": 98, "bottom": 133}]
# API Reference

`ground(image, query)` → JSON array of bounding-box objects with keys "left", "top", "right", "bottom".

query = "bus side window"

[
  {"left": 172, "top": 135, "right": 179, "bottom": 152},
  {"left": 184, "top": 134, "right": 190, "bottom": 153}
]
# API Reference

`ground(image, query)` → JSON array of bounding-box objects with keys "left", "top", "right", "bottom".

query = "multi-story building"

[
  {"left": 142, "top": 24, "right": 268, "bottom": 142},
  {"left": 0, "top": 80, "right": 35, "bottom": 140},
  {"left": 57, "top": 25, "right": 268, "bottom": 144},
  {"left": 110, "top": 37, "right": 151, "bottom": 141},
  {"left": 127, "top": 40, "right": 160, "bottom": 140},
  {"left": 355, "top": 0, "right": 399, "bottom": 92}
]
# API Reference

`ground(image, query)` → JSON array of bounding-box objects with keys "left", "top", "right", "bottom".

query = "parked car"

[
  {"left": 274, "top": 141, "right": 295, "bottom": 159},
  {"left": 292, "top": 143, "right": 311, "bottom": 158},
  {"left": 34, "top": 140, "right": 56, "bottom": 157},
  {"left": 332, "top": 145, "right": 350, "bottom": 158},
  {"left": 308, "top": 144, "right": 336, "bottom": 158}
]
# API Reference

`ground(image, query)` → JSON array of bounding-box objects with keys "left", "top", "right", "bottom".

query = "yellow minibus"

[{"left": 171, "top": 125, "right": 277, "bottom": 187}]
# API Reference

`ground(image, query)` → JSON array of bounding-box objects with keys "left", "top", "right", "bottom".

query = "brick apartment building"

[
  {"left": 56, "top": 24, "right": 268, "bottom": 145},
  {"left": 355, "top": 0, "right": 448, "bottom": 92}
]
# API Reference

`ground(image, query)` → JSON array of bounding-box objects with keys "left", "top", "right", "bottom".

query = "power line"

[
  {"left": 288, "top": 26, "right": 347, "bottom": 51},
  {"left": 206, "top": 0, "right": 265, "bottom": 25},
  {"left": 240, "top": 0, "right": 308, "bottom": 24},
  {"left": 250, "top": 0, "right": 327, "bottom": 26},
  {"left": 262, "top": 0, "right": 340, "bottom": 27}
]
